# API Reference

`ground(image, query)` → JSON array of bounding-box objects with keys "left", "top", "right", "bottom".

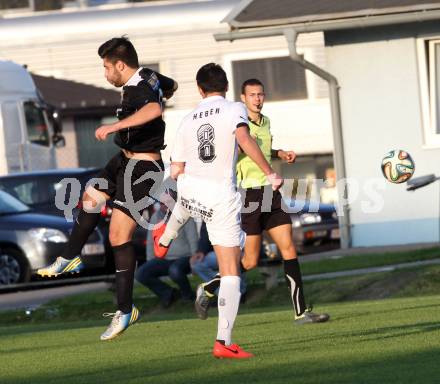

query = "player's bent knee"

[
  {"left": 109, "top": 231, "right": 130, "bottom": 246},
  {"left": 242, "top": 258, "right": 258, "bottom": 270},
  {"left": 168, "top": 266, "right": 183, "bottom": 280},
  {"left": 279, "top": 245, "right": 297, "bottom": 260},
  {"left": 191, "top": 263, "right": 202, "bottom": 275},
  {"left": 134, "top": 269, "right": 144, "bottom": 283},
  {"left": 135, "top": 268, "right": 152, "bottom": 284},
  {"left": 82, "top": 192, "right": 105, "bottom": 212}
]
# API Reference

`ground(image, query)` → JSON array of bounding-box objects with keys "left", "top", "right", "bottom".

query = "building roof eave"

[{"left": 216, "top": 8, "right": 440, "bottom": 41}]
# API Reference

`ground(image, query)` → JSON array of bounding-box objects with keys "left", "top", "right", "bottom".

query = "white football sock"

[
  {"left": 216, "top": 275, "right": 241, "bottom": 346},
  {"left": 159, "top": 209, "right": 188, "bottom": 246}
]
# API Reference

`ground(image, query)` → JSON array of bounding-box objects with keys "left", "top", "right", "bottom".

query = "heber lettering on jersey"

[{"left": 193, "top": 108, "right": 220, "bottom": 120}]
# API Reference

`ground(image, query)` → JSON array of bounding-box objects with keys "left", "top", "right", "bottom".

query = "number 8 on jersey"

[{"left": 198, "top": 124, "right": 216, "bottom": 163}]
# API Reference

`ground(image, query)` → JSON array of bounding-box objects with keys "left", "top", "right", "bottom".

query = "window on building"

[
  {"left": 75, "top": 116, "right": 119, "bottom": 168},
  {"left": 0, "top": 0, "right": 30, "bottom": 11},
  {"left": 428, "top": 40, "right": 440, "bottom": 135},
  {"left": 0, "top": 0, "right": 63, "bottom": 12},
  {"left": 1, "top": 0, "right": 182, "bottom": 13},
  {"left": 232, "top": 56, "right": 308, "bottom": 102},
  {"left": 23, "top": 101, "right": 50, "bottom": 147},
  {"left": 417, "top": 38, "right": 440, "bottom": 147},
  {"left": 140, "top": 63, "right": 160, "bottom": 73},
  {"left": 280, "top": 154, "right": 334, "bottom": 201}
]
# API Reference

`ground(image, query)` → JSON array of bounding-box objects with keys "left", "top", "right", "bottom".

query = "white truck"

[{"left": 0, "top": 60, "right": 64, "bottom": 176}]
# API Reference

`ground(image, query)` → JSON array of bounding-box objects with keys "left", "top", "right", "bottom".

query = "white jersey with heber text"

[
  {"left": 170, "top": 95, "right": 248, "bottom": 247},
  {"left": 171, "top": 95, "right": 248, "bottom": 187}
]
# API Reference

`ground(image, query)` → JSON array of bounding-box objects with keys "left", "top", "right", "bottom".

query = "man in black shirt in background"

[{"left": 37, "top": 36, "right": 178, "bottom": 340}]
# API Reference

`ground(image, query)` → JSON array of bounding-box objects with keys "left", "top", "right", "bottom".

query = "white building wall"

[
  {"left": 326, "top": 37, "right": 440, "bottom": 246},
  {"left": 0, "top": 0, "right": 332, "bottom": 162},
  {"left": 56, "top": 117, "right": 79, "bottom": 168},
  {"left": 0, "top": 111, "right": 6, "bottom": 176}
]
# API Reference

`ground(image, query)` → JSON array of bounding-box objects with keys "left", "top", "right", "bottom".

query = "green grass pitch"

[{"left": 1, "top": 295, "right": 439, "bottom": 384}]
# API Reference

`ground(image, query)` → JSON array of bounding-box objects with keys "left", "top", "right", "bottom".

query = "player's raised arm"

[
  {"left": 115, "top": 103, "right": 162, "bottom": 128},
  {"left": 235, "top": 125, "right": 283, "bottom": 190},
  {"left": 169, "top": 118, "right": 187, "bottom": 180},
  {"left": 156, "top": 72, "right": 178, "bottom": 100},
  {"left": 95, "top": 103, "right": 162, "bottom": 141},
  {"left": 163, "top": 81, "right": 178, "bottom": 100}
]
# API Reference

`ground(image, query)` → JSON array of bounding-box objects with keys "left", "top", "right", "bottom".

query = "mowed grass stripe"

[
  {"left": 1, "top": 295, "right": 439, "bottom": 384},
  {"left": 300, "top": 247, "right": 440, "bottom": 275}
]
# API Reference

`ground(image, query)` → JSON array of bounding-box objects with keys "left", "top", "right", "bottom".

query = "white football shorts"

[{"left": 174, "top": 174, "right": 245, "bottom": 248}]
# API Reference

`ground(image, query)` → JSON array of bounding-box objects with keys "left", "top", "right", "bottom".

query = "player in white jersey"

[{"left": 154, "top": 63, "right": 282, "bottom": 359}]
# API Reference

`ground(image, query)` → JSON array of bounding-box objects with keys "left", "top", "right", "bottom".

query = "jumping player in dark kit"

[{"left": 37, "top": 36, "right": 178, "bottom": 340}]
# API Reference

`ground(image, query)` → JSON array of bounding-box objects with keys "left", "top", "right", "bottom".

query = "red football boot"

[
  {"left": 212, "top": 341, "right": 254, "bottom": 359},
  {"left": 152, "top": 223, "right": 171, "bottom": 259}
]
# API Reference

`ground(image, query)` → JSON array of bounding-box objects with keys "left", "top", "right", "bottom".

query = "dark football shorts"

[
  {"left": 91, "top": 151, "right": 164, "bottom": 223},
  {"left": 240, "top": 185, "right": 291, "bottom": 236}
]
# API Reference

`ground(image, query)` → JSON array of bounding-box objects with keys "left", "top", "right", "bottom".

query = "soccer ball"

[{"left": 381, "top": 149, "right": 415, "bottom": 184}]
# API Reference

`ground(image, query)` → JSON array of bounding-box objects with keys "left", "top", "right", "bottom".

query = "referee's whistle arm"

[
  {"left": 236, "top": 126, "right": 282, "bottom": 191},
  {"left": 267, "top": 173, "right": 284, "bottom": 191}
]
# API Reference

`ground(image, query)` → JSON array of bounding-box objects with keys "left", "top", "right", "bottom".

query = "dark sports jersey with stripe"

[{"left": 115, "top": 67, "right": 175, "bottom": 153}]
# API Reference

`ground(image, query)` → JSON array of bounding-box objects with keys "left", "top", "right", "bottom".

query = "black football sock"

[
  {"left": 203, "top": 273, "right": 221, "bottom": 296},
  {"left": 61, "top": 210, "right": 101, "bottom": 260},
  {"left": 204, "top": 259, "right": 248, "bottom": 296},
  {"left": 284, "top": 258, "right": 307, "bottom": 317},
  {"left": 203, "top": 261, "right": 251, "bottom": 295},
  {"left": 113, "top": 242, "right": 137, "bottom": 314}
]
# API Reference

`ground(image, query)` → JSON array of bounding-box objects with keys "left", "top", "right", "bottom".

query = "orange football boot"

[
  {"left": 152, "top": 222, "right": 171, "bottom": 259},
  {"left": 212, "top": 341, "right": 254, "bottom": 359}
]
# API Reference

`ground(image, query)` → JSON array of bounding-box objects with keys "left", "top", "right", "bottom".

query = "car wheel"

[{"left": 0, "top": 248, "right": 30, "bottom": 285}]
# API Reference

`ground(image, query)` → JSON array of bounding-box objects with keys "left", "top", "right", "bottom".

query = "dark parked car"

[
  {"left": 0, "top": 169, "right": 149, "bottom": 269},
  {"left": 262, "top": 199, "right": 340, "bottom": 258},
  {"left": 0, "top": 168, "right": 102, "bottom": 216},
  {"left": 287, "top": 199, "right": 340, "bottom": 253},
  {"left": 0, "top": 190, "right": 105, "bottom": 285}
]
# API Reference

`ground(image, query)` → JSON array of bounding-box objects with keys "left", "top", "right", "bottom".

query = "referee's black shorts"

[
  {"left": 92, "top": 151, "right": 164, "bottom": 222},
  {"left": 240, "top": 185, "right": 291, "bottom": 236}
]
